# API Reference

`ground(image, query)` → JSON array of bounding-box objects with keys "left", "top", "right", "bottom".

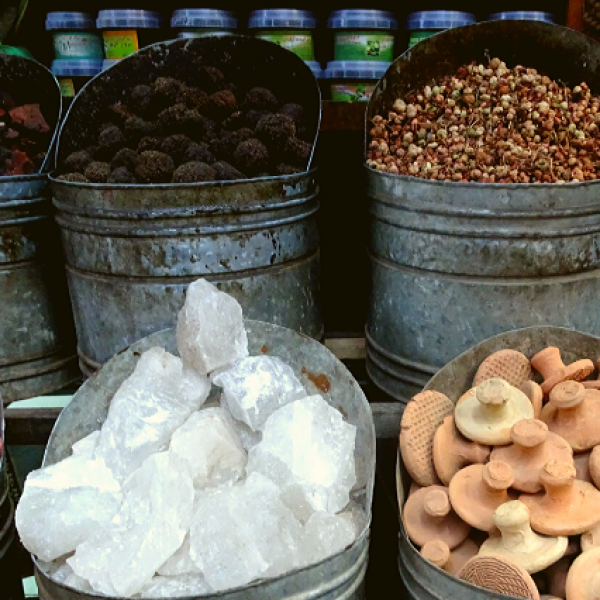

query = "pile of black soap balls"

[{"left": 58, "top": 67, "right": 313, "bottom": 184}]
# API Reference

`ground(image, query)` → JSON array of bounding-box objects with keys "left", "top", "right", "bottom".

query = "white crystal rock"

[
  {"left": 176, "top": 279, "right": 248, "bottom": 375},
  {"left": 94, "top": 347, "right": 210, "bottom": 481},
  {"left": 247, "top": 395, "right": 357, "bottom": 522},
  {"left": 71, "top": 431, "right": 100, "bottom": 458},
  {"left": 158, "top": 534, "right": 200, "bottom": 576},
  {"left": 69, "top": 452, "right": 194, "bottom": 597},
  {"left": 51, "top": 562, "right": 93, "bottom": 591},
  {"left": 231, "top": 419, "right": 262, "bottom": 451},
  {"left": 302, "top": 512, "right": 357, "bottom": 564},
  {"left": 190, "top": 473, "right": 304, "bottom": 591},
  {"left": 213, "top": 356, "right": 306, "bottom": 431},
  {"left": 140, "top": 574, "right": 212, "bottom": 598},
  {"left": 169, "top": 408, "right": 246, "bottom": 489},
  {"left": 16, "top": 456, "right": 122, "bottom": 562}
]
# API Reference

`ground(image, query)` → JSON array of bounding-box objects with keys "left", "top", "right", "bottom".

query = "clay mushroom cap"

[
  {"left": 433, "top": 415, "right": 490, "bottom": 486},
  {"left": 582, "top": 522, "right": 600, "bottom": 552},
  {"left": 520, "top": 381, "right": 544, "bottom": 419},
  {"left": 490, "top": 419, "right": 573, "bottom": 493},
  {"left": 565, "top": 547, "right": 600, "bottom": 600},
  {"left": 574, "top": 451, "right": 593, "bottom": 484},
  {"left": 420, "top": 538, "right": 479, "bottom": 576},
  {"left": 531, "top": 346, "right": 594, "bottom": 395},
  {"left": 589, "top": 445, "right": 600, "bottom": 489},
  {"left": 473, "top": 349, "right": 532, "bottom": 388},
  {"left": 454, "top": 378, "right": 534, "bottom": 445},
  {"left": 479, "top": 500, "right": 567, "bottom": 573},
  {"left": 403, "top": 485, "right": 471, "bottom": 549}
]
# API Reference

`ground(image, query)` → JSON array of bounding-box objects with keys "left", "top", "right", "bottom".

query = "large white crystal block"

[
  {"left": 176, "top": 279, "right": 248, "bottom": 375},
  {"left": 213, "top": 356, "right": 306, "bottom": 431},
  {"left": 69, "top": 452, "right": 194, "bottom": 597},
  {"left": 169, "top": 408, "right": 246, "bottom": 489},
  {"left": 190, "top": 473, "right": 303, "bottom": 591},
  {"left": 247, "top": 395, "right": 357, "bottom": 521},
  {"left": 140, "top": 574, "right": 212, "bottom": 598},
  {"left": 158, "top": 534, "right": 200, "bottom": 576},
  {"left": 16, "top": 456, "right": 122, "bottom": 562},
  {"left": 51, "top": 562, "right": 94, "bottom": 591},
  {"left": 94, "top": 347, "right": 210, "bottom": 481},
  {"left": 301, "top": 512, "right": 357, "bottom": 564},
  {"left": 71, "top": 431, "right": 100, "bottom": 458}
]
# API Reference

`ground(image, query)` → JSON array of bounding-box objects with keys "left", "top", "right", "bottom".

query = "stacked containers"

[
  {"left": 171, "top": 9, "right": 238, "bottom": 38},
  {"left": 488, "top": 11, "right": 556, "bottom": 23},
  {"left": 50, "top": 60, "right": 103, "bottom": 107},
  {"left": 324, "top": 61, "right": 389, "bottom": 102},
  {"left": 405, "top": 11, "right": 476, "bottom": 48}
]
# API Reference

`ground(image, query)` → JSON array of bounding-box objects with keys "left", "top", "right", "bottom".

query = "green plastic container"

[
  {"left": 405, "top": 11, "right": 476, "bottom": 49},
  {"left": 171, "top": 9, "right": 238, "bottom": 38},
  {"left": 325, "top": 61, "right": 389, "bottom": 102},
  {"left": 328, "top": 10, "right": 398, "bottom": 62},
  {"left": 247, "top": 9, "right": 317, "bottom": 62},
  {"left": 45, "top": 12, "right": 103, "bottom": 60}
]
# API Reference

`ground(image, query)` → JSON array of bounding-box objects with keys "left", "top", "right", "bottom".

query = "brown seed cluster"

[{"left": 367, "top": 57, "right": 600, "bottom": 183}]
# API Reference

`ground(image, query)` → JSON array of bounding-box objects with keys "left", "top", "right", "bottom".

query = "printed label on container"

[
  {"left": 103, "top": 30, "right": 139, "bottom": 59},
  {"left": 408, "top": 30, "right": 437, "bottom": 48},
  {"left": 53, "top": 32, "right": 104, "bottom": 59},
  {"left": 334, "top": 32, "right": 394, "bottom": 62},
  {"left": 58, "top": 78, "right": 75, "bottom": 98},
  {"left": 330, "top": 82, "right": 374, "bottom": 103},
  {"left": 255, "top": 31, "right": 314, "bottom": 61}
]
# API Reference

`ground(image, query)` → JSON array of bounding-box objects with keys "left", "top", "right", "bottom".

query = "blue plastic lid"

[
  {"left": 248, "top": 9, "right": 317, "bottom": 30},
  {"left": 488, "top": 11, "right": 555, "bottom": 23},
  {"left": 45, "top": 12, "right": 96, "bottom": 31},
  {"left": 97, "top": 10, "right": 162, "bottom": 29},
  {"left": 324, "top": 60, "right": 390, "bottom": 80},
  {"left": 406, "top": 11, "right": 476, "bottom": 31},
  {"left": 327, "top": 9, "right": 398, "bottom": 30},
  {"left": 102, "top": 58, "right": 120, "bottom": 70},
  {"left": 51, "top": 59, "right": 103, "bottom": 77},
  {"left": 305, "top": 60, "right": 324, "bottom": 79},
  {"left": 171, "top": 9, "right": 237, "bottom": 29}
]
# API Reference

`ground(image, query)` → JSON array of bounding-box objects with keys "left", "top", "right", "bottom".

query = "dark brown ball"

[
  {"left": 245, "top": 109, "right": 272, "bottom": 130},
  {"left": 110, "top": 148, "right": 138, "bottom": 171},
  {"left": 243, "top": 87, "right": 279, "bottom": 112},
  {"left": 172, "top": 162, "right": 217, "bottom": 183},
  {"left": 130, "top": 84, "right": 153, "bottom": 114},
  {"left": 233, "top": 138, "right": 269, "bottom": 177},
  {"left": 177, "top": 85, "right": 209, "bottom": 112},
  {"left": 212, "top": 161, "right": 246, "bottom": 181},
  {"left": 184, "top": 142, "right": 215, "bottom": 165},
  {"left": 57, "top": 172, "right": 90, "bottom": 183},
  {"left": 137, "top": 137, "right": 163, "bottom": 153},
  {"left": 98, "top": 125, "right": 126, "bottom": 156},
  {"left": 84, "top": 161, "right": 111, "bottom": 183},
  {"left": 135, "top": 151, "right": 175, "bottom": 183},
  {"left": 278, "top": 103, "right": 305, "bottom": 126},
  {"left": 196, "top": 66, "right": 226, "bottom": 94},
  {"left": 256, "top": 114, "right": 296, "bottom": 153},
  {"left": 207, "top": 90, "right": 238, "bottom": 121},
  {"left": 275, "top": 163, "right": 302, "bottom": 176},
  {"left": 160, "top": 134, "right": 193, "bottom": 164},
  {"left": 108, "top": 166, "right": 137, "bottom": 184},
  {"left": 153, "top": 77, "right": 182, "bottom": 105},
  {"left": 283, "top": 137, "right": 311, "bottom": 169},
  {"left": 64, "top": 150, "right": 93, "bottom": 173},
  {"left": 124, "top": 117, "right": 156, "bottom": 142}
]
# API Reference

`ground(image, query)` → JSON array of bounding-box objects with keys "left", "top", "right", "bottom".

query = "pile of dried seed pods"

[{"left": 367, "top": 57, "right": 600, "bottom": 183}]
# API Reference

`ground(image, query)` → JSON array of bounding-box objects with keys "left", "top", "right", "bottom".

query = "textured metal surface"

[
  {"left": 0, "top": 53, "right": 61, "bottom": 174},
  {"left": 365, "top": 21, "right": 600, "bottom": 404},
  {"left": 396, "top": 326, "right": 600, "bottom": 600},
  {"left": 0, "top": 175, "right": 78, "bottom": 404},
  {"left": 37, "top": 319, "right": 375, "bottom": 600},
  {"left": 52, "top": 170, "right": 323, "bottom": 371}
]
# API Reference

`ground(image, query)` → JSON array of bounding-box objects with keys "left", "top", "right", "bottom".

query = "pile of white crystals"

[{"left": 16, "top": 279, "right": 365, "bottom": 598}]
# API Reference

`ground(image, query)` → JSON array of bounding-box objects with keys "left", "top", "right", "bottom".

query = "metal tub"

[
  {"left": 396, "top": 326, "right": 600, "bottom": 600},
  {"left": 34, "top": 319, "right": 376, "bottom": 600},
  {"left": 365, "top": 21, "right": 600, "bottom": 404},
  {"left": 0, "top": 175, "right": 78, "bottom": 403}
]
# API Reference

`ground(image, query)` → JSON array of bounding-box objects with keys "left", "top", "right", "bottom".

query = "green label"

[
  {"left": 53, "top": 32, "right": 103, "bottom": 59},
  {"left": 255, "top": 31, "right": 314, "bottom": 61},
  {"left": 330, "top": 82, "right": 374, "bottom": 103},
  {"left": 103, "top": 30, "right": 139, "bottom": 59},
  {"left": 408, "top": 30, "right": 437, "bottom": 48},
  {"left": 58, "top": 77, "right": 75, "bottom": 98},
  {"left": 334, "top": 32, "right": 394, "bottom": 62}
]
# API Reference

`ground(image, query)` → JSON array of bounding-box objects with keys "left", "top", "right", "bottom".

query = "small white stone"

[
  {"left": 247, "top": 395, "right": 357, "bottom": 522},
  {"left": 301, "top": 512, "right": 357, "bottom": 564},
  {"left": 169, "top": 408, "right": 246, "bottom": 489},
  {"left": 140, "top": 574, "right": 212, "bottom": 597},
  {"left": 158, "top": 534, "right": 200, "bottom": 576},
  {"left": 16, "top": 456, "right": 122, "bottom": 562},
  {"left": 176, "top": 279, "right": 248, "bottom": 375},
  {"left": 71, "top": 431, "right": 100, "bottom": 458},
  {"left": 213, "top": 356, "right": 306, "bottom": 431},
  {"left": 94, "top": 347, "right": 210, "bottom": 482}
]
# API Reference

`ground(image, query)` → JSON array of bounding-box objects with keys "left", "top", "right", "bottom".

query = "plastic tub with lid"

[
  {"left": 305, "top": 60, "right": 324, "bottom": 79},
  {"left": 51, "top": 59, "right": 103, "bottom": 101},
  {"left": 247, "top": 9, "right": 317, "bottom": 61},
  {"left": 46, "top": 12, "right": 103, "bottom": 59},
  {"left": 328, "top": 10, "right": 398, "bottom": 62},
  {"left": 488, "top": 11, "right": 555, "bottom": 23},
  {"left": 324, "top": 60, "right": 389, "bottom": 102},
  {"left": 96, "top": 10, "right": 163, "bottom": 60},
  {"left": 405, "top": 11, "right": 476, "bottom": 49},
  {"left": 171, "top": 9, "right": 238, "bottom": 38}
]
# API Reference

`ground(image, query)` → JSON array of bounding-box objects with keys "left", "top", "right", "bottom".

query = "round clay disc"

[
  {"left": 459, "top": 555, "right": 540, "bottom": 600},
  {"left": 473, "top": 349, "right": 532, "bottom": 388},
  {"left": 566, "top": 547, "right": 600, "bottom": 600},
  {"left": 400, "top": 390, "right": 454, "bottom": 487}
]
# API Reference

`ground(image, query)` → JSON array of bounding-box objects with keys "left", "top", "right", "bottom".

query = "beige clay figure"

[
  {"left": 574, "top": 451, "right": 593, "bottom": 484},
  {"left": 565, "top": 546, "right": 600, "bottom": 600},
  {"left": 520, "top": 381, "right": 544, "bottom": 419},
  {"left": 473, "top": 349, "right": 532, "bottom": 388},
  {"left": 490, "top": 419, "right": 573, "bottom": 493},
  {"left": 531, "top": 347, "right": 593, "bottom": 395},
  {"left": 581, "top": 358, "right": 600, "bottom": 389},
  {"left": 581, "top": 523, "right": 600, "bottom": 552},
  {"left": 478, "top": 501, "right": 568, "bottom": 573},
  {"left": 588, "top": 445, "right": 600, "bottom": 489},
  {"left": 455, "top": 378, "right": 534, "bottom": 445},
  {"left": 433, "top": 416, "right": 490, "bottom": 486},
  {"left": 420, "top": 538, "right": 479, "bottom": 576}
]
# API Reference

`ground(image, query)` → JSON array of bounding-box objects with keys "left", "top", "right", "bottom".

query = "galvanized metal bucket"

[
  {"left": 396, "top": 325, "right": 600, "bottom": 600},
  {"left": 52, "top": 35, "right": 323, "bottom": 376},
  {"left": 365, "top": 20, "right": 600, "bottom": 404},
  {"left": 35, "top": 319, "right": 375, "bottom": 600},
  {"left": 0, "top": 175, "right": 78, "bottom": 403}
]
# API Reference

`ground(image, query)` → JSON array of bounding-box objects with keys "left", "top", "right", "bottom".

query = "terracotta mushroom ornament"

[
  {"left": 473, "top": 349, "right": 532, "bottom": 388},
  {"left": 531, "top": 346, "right": 593, "bottom": 395},
  {"left": 420, "top": 538, "right": 479, "bottom": 576},
  {"left": 520, "top": 381, "right": 544, "bottom": 419},
  {"left": 566, "top": 546, "right": 600, "bottom": 600}
]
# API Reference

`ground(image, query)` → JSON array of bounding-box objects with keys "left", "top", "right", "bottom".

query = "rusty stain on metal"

[
  {"left": 261, "top": 345, "right": 268, "bottom": 353},
  {"left": 301, "top": 366, "right": 331, "bottom": 393}
]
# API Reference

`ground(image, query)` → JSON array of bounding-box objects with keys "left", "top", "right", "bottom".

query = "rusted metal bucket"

[
  {"left": 396, "top": 326, "right": 600, "bottom": 600},
  {"left": 35, "top": 319, "right": 376, "bottom": 600}
]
